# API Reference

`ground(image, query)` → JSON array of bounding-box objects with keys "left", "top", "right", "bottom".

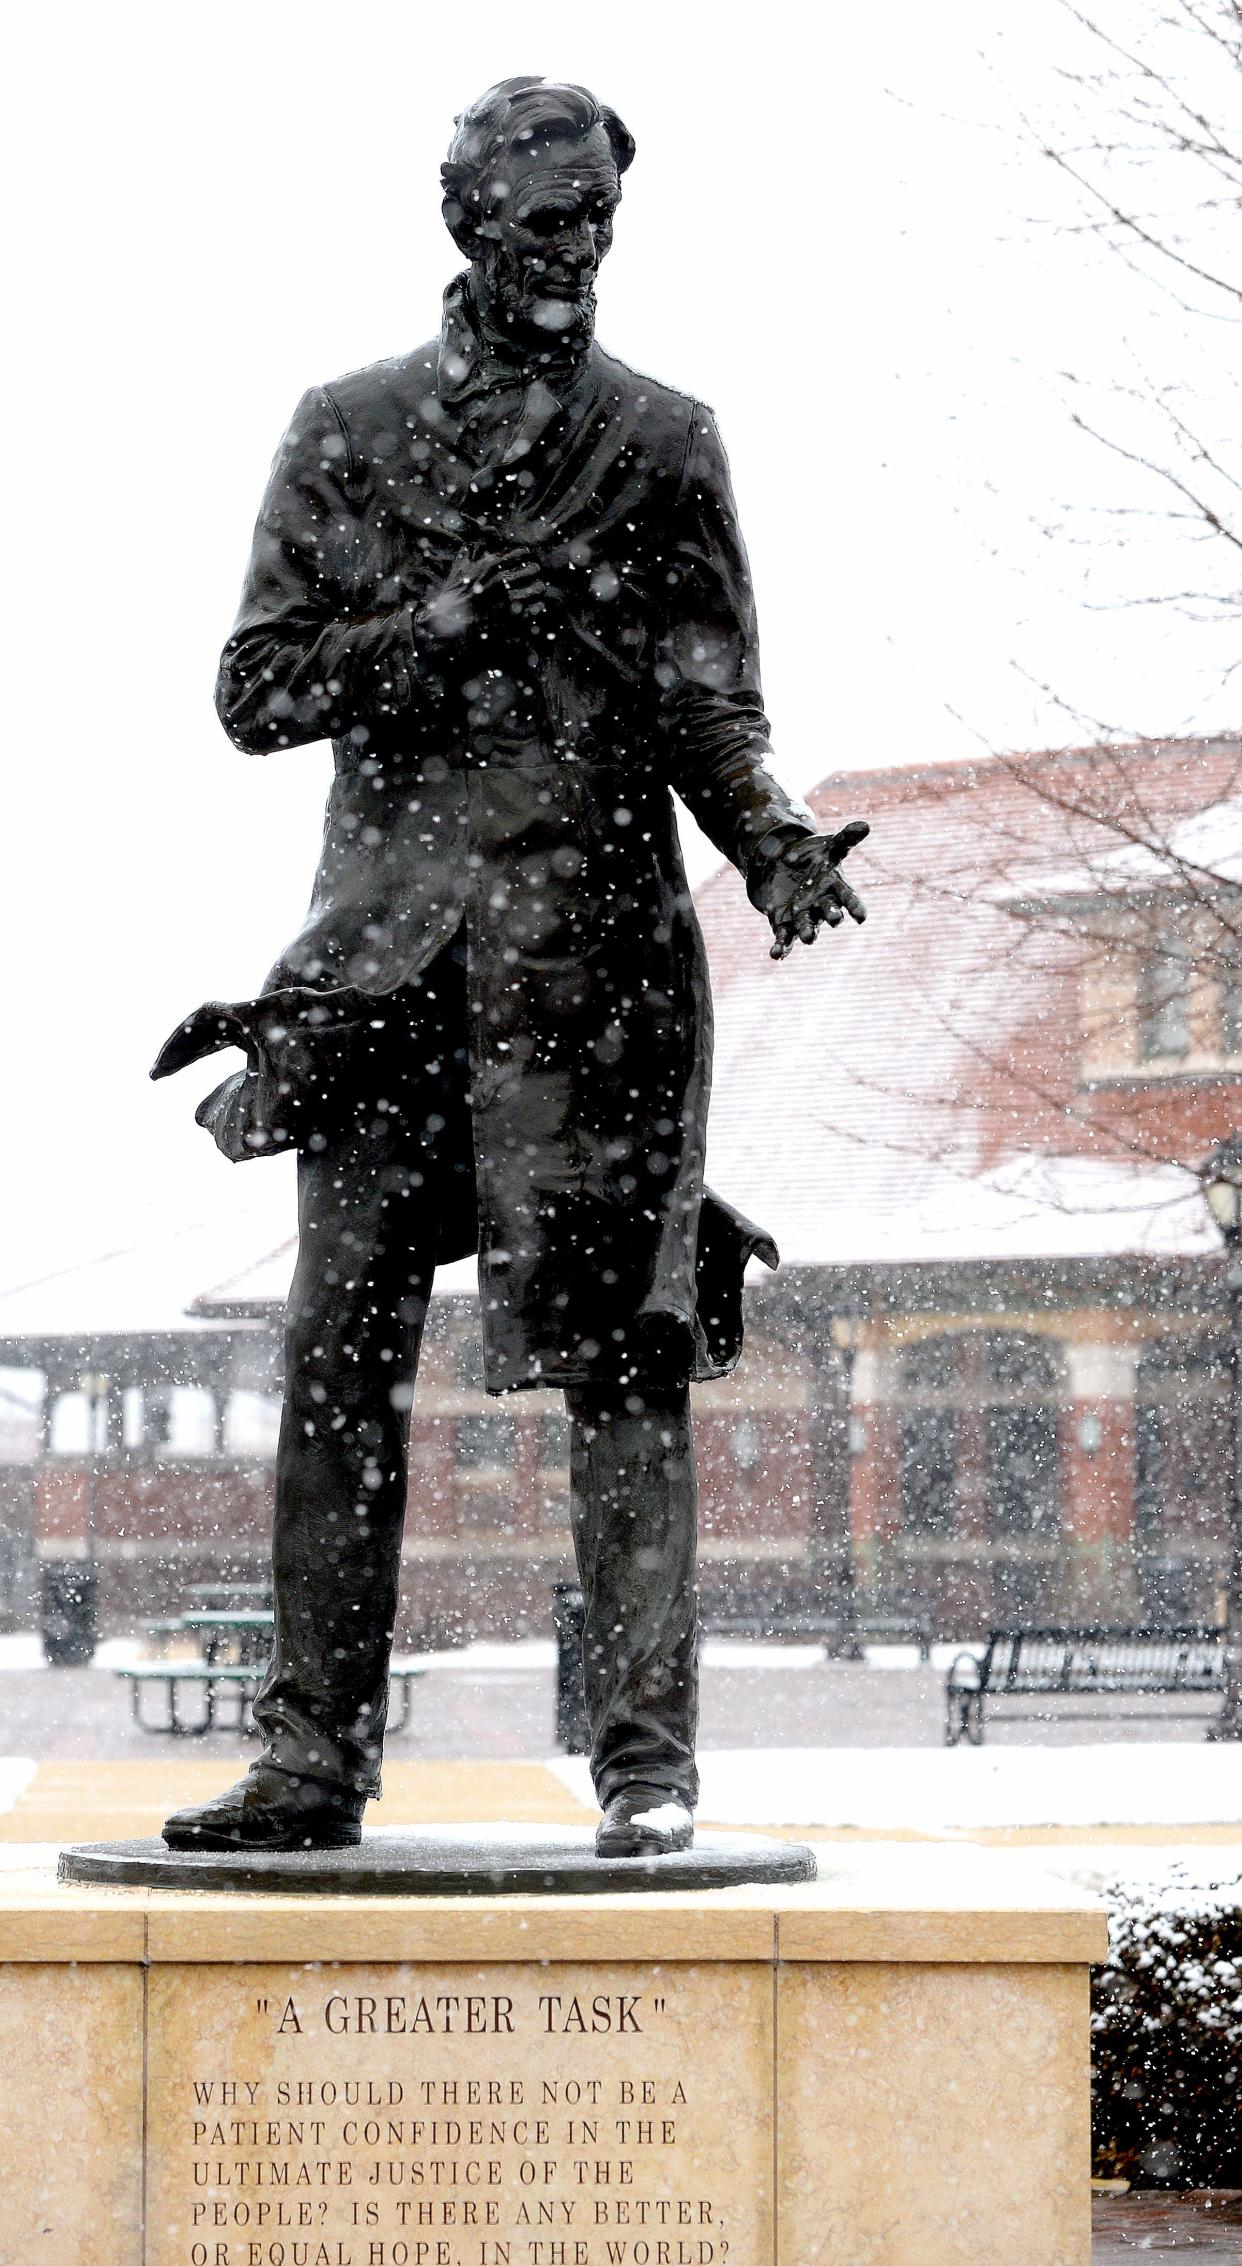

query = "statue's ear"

[{"left": 601, "top": 106, "right": 636, "bottom": 177}]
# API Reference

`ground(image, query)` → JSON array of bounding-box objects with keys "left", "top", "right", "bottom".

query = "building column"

[
  {"left": 37, "top": 1373, "right": 57, "bottom": 1458},
  {"left": 953, "top": 1339, "right": 990, "bottom": 1546},
  {"left": 1061, "top": 1342, "right": 1139, "bottom": 1618},
  {"left": 805, "top": 1329, "right": 857, "bottom": 1652},
  {"left": 945, "top": 1337, "right": 992, "bottom": 1632},
  {"left": 848, "top": 1346, "right": 900, "bottom": 1601},
  {"left": 509, "top": 1409, "right": 541, "bottom": 1542}
]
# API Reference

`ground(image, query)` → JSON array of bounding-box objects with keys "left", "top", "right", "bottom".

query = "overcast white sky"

[{"left": 2, "top": 0, "right": 1238, "bottom": 1296}]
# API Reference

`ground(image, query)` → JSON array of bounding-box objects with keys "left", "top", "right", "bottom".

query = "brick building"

[
  {"left": 3, "top": 736, "right": 1241, "bottom": 1641},
  {"left": 0, "top": 1218, "right": 822, "bottom": 1645},
  {"left": 698, "top": 732, "right": 1242, "bottom": 1631}
]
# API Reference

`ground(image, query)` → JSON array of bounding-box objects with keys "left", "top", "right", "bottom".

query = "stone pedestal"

[{"left": 0, "top": 1840, "right": 1106, "bottom": 2266}]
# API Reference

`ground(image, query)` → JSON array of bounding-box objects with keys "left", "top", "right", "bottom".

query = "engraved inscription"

[{"left": 146, "top": 1962, "right": 771, "bottom": 2266}]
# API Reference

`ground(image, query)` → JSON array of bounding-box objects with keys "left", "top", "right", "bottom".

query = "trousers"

[{"left": 251, "top": 946, "right": 699, "bottom": 1808}]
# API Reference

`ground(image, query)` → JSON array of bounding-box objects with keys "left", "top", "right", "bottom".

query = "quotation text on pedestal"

[{"left": 171, "top": 1975, "right": 749, "bottom": 2266}]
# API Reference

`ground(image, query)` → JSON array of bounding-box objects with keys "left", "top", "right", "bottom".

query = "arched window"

[
  {"left": 897, "top": 1336, "right": 960, "bottom": 1538},
  {"left": 896, "top": 1330, "right": 1063, "bottom": 1542},
  {"left": 1136, "top": 1334, "right": 1227, "bottom": 1532},
  {"left": 1135, "top": 1332, "right": 1227, "bottom": 1622}
]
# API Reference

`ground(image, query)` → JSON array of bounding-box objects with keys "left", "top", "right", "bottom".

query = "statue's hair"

[{"left": 441, "top": 77, "right": 635, "bottom": 242}]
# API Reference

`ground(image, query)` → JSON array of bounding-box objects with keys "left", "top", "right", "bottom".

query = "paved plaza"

[
  {"left": 1, "top": 1634, "right": 1238, "bottom": 1848},
  {"left": 1093, "top": 2190, "right": 1242, "bottom": 2258}
]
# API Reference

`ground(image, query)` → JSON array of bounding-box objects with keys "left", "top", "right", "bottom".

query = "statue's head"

[{"left": 442, "top": 78, "right": 635, "bottom": 355}]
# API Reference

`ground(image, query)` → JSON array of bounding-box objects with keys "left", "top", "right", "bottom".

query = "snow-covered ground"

[
  {"left": 0, "top": 1760, "right": 36, "bottom": 1813},
  {"left": 552, "top": 1743, "right": 1242, "bottom": 1832},
  {"left": 399, "top": 1638, "right": 842, "bottom": 1675},
  {"left": 0, "top": 1632, "right": 960, "bottom": 1675},
  {"left": 0, "top": 1629, "right": 1235, "bottom": 1830},
  {"left": 1038, "top": 1846, "right": 1242, "bottom": 1897},
  {"left": 0, "top": 1728, "right": 1237, "bottom": 1832},
  {"left": 0, "top": 1634, "right": 143, "bottom": 1671}
]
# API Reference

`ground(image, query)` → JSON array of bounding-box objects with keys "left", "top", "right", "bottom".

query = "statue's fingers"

[
  {"left": 769, "top": 913, "right": 794, "bottom": 960},
  {"left": 789, "top": 879, "right": 837, "bottom": 927},
  {"left": 822, "top": 902, "right": 844, "bottom": 928},
  {"left": 827, "top": 818, "right": 870, "bottom": 864},
  {"left": 836, "top": 879, "right": 867, "bottom": 924}
]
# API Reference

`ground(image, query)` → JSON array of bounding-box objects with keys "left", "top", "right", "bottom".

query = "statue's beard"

[
  {"left": 517, "top": 282, "right": 596, "bottom": 351},
  {"left": 472, "top": 260, "right": 596, "bottom": 362}
]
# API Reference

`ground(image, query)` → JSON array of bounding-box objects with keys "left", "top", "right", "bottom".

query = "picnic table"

[
  {"left": 120, "top": 1661, "right": 265, "bottom": 1736},
  {"left": 121, "top": 1591, "right": 421, "bottom": 1737},
  {"left": 116, "top": 1655, "right": 425, "bottom": 1738},
  {"left": 182, "top": 1583, "right": 272, "bottom": 1610},
  {"left": 181, "top": 1609, "right": 274, "bottom": 1667}
]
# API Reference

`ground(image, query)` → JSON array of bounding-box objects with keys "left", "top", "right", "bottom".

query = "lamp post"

[
  {"left": 79, "top": 1370, "right": 109, "bottom": 1564},
  {"left": 40, "top": 1370, "right": 105, "bottom": 1667},
  {"left": 1201, "top": 1135, "right": 1242, "bottom": 1740}
]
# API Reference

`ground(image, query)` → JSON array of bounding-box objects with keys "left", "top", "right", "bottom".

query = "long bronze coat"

[{"left": 162, "top": 280, "right": 816, "bottom": 1392}]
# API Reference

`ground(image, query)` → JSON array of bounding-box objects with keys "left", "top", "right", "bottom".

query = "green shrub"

[{"left": 1092, "top": 1864, "right": 1242, "bottom": 2187}]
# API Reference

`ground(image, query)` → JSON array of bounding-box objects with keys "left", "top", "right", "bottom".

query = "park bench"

[
  {"left": 944, "top": 1625, "right": 1224, "bottom": 1746},
  {"left": 853, "top": 1611, "right": 935, "bottom": 1659},
  {"left": 115, "top": 1660, "right": 424, "bottom": 1738},
  {"left": 702, "top": 1592, "right": 933, "bottom": 1659}
]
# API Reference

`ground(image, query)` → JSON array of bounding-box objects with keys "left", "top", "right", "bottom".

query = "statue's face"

[{"left": 471, "top": 124, "right": 620, "bottom": 352}]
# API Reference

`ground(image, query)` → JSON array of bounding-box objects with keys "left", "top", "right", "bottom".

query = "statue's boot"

[
  {"left": 162, "top": 1763, "right": 365, "bottom": 1852},
  {"left": 595, "top": 1784, "right": 694, "bottom": 1858}
]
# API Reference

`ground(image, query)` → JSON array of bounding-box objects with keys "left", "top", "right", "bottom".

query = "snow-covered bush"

[{"left": 1092, "top": 1863, "right": 1242, "bottom": 2187}]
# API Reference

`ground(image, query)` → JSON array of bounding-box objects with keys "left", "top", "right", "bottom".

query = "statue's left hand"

[
  {"left": 752, "top": 820, "right": 870, "bottom": 960},
  {"left": 417, "top": 547, "right": 554, "bottom": 642}
]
